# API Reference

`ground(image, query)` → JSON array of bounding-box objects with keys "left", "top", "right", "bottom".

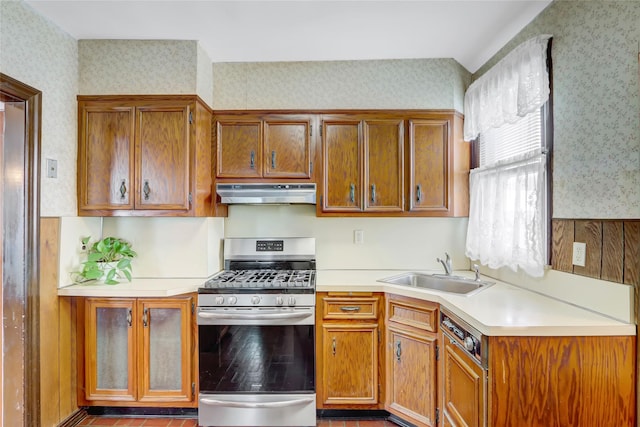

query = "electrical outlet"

[
  {"left": 572, "top": 242, "right": 586, "bottom": 267},
  {"left": 354, "top": 229, "right": 364, "bottom": 245},
  {"left": 46, "top": 158, "right": 57, "bottom": 178}
]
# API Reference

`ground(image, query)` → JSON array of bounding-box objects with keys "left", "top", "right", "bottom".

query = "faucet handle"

[{"left": 472, "top": 264, "right": 480, "bottom": 281}]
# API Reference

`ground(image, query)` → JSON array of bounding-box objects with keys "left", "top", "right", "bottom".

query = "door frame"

[{"left": 1, "top": 73, "right": 42, "bottom": 426}]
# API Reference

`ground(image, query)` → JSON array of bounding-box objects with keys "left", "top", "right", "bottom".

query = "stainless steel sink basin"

[{"left": 378, "top": 272, "right": 493, "bottom": 296}]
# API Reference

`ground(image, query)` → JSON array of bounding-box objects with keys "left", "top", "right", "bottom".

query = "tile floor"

[{"left": 77, "top": 417, "right": 398, "bottom": 427}]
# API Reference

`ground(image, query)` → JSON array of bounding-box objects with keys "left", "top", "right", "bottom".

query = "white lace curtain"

[
  {"left": 464, "top": 35, "right": 552, "bottom": 277},
  {"left": 463, "top": 34, "right": 552, "bottom": 141},
  {"left": 466, "top": 153, "right": 546, "bottom": 277}
]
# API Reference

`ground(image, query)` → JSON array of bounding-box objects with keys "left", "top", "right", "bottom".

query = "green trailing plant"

[{"left": 74, "top": 236, "right": 137, "bottom": 285}]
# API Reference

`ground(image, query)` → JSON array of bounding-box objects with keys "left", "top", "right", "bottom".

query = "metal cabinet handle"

[
  {"left": 126, "top": 309, "right": 132, "bottom": 327},
  {"left": 271, "top": 151, "right": 276, "bottom": 169},
  {"left": 143, "top": 180, "right": 150, "bottom": 200},
  {"left": 339, "top": 306, "right": 361, "bottom": 312},
  {"left": 332, "top": 337, "right": 336, "bottom": 356},
  {"left": 395, "top": 340, "right": 402, "bottom": 362},
  {"left": 349, "top": 183, "right": 355, "bottom": 203},
  {"left": 371, "top": 184, "right": 376, "bottom": 203},
  {"left": 143, "top": 308, "right": 149, "bottom": 327},
  {"left": 250, "top": 150, "right": 255, "bottom": 169},
  {"left": 119, "top": 179, "right": 127, "bottom": 200},
  {"left": 416, "top": 184, "right": 422, "bottom": 203}
]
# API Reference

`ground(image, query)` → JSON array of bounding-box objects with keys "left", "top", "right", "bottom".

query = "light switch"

[
  {"left": 46, "top": 158, "right": 57, "bottom": 178},
  {"left": 354, "top": 229, "right": 364, "bottom": 245}
]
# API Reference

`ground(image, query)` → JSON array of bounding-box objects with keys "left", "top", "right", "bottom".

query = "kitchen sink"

[{"left": 378, "top": 272, "right": 493, "bottom": 296}]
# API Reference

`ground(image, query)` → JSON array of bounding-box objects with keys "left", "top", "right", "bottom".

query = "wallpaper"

[
  {"left": 79, "top": 40, "right": 197, "bottom": 95},
  {"left": 475, "top": 0, "right": 640, "bottom": 219},
  {"left": 196, "top": 43, "right": 214, "bottom": 107},
  {"left": 1, "top": 0, "right": 78, "bottom": 217},
  {"left": 212, "top": 58, "right": 471, "bottom": 110}
]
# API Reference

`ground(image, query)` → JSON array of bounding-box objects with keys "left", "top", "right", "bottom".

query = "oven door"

[{"left": 197, "top": 306, "right": 316, "bottom": 427}]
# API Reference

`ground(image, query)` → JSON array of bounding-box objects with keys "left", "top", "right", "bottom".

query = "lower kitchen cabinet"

[
  {"left": 78, "top": 295, "right": 197, "bottom": 407},
  {"left": 316, "top": 292, "right": 384, "bottom": 409},
  {"left": 488, "top": 335, "right": 636, "bottom": 426},
  {"left": 386, "top": 295, "right": 438, "bottom": 427}
]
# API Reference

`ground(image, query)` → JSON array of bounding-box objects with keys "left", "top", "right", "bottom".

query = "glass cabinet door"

[
  {"left": 138, "top": 297, "right": 193, "bottom": 402},
  {"left": 85, "top": 298, "right": 136, "bottom": 401}
]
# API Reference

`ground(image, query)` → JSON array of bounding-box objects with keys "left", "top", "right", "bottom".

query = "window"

[{"left": 463, "top": 35, "right": 552, "bottom": 277}]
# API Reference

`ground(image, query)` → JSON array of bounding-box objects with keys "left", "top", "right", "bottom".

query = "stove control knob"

[
  {"left": 215, "top": 296, "right": 225, "bottom": 305},
  {"left": 288, "top": 296, "right": 296, "bottom": 306},
  {"left": 275, "top": 296, "right": 284, "bottom": 306},
  {"left": 464, "top": 337, "right": 475, "bottom": 352},
  {"left": 251, "top": 296, "right": 261, "bottom": 305},
  {"left": 228, "top": 296, "right": 237, "bottom": 305}
]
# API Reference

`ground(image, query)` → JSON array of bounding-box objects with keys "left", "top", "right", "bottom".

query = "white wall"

[{"left": 224, "top": 205, "right": 469, "bottom": 271}]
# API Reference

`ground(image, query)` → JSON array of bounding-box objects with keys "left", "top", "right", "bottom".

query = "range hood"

[{"left": 216, "top": 183, "right": 316, "bottom": 205}]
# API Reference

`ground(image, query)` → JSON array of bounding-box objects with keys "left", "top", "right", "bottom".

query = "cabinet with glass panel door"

[{"left": 78, "top": 295, "right": 196, "bottom": 407}]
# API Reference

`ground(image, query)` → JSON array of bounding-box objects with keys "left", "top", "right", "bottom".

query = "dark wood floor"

[{"left": 78, "top": 416, "right": 399, "bottom": 427}]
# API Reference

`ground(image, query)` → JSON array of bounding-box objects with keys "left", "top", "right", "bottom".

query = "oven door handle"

[
  {"left": 198, "top": 310, "right": 313, "bottom": 320},
  {"left": 199, "top": 397, "right": 314, "bottom": 408}
]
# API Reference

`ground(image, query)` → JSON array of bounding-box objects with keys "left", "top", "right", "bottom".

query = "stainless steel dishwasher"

[{"left": 439, "top": 308, "right": 488, "bottom": 427}]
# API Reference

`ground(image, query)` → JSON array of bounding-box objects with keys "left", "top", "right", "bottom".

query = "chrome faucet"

[
  {"left": 436, "top": 253, "right": 452, "bottom": 276},
  {"left": 472, "top": 264, "right": 481, "bottom": 281}
]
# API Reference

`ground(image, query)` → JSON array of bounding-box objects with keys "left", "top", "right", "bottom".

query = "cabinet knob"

[
  {"left": 250, "top": 150, "right": 255, "bottom": 169},
  {"left": 126, "top": 308, "right": 132, "bottom": 327},
  {"left": 416, "top": 184, "right": 422, "bottom": 203},
  {"left": 142, "top": 307, "right": 149, "bottom": 327},
  {"left": 371, "top": 184, "right": 376, "bottom": 204},
  {"left": 143, "top": 180, "right": 151, "bottom": 200},
  {"left": 395, "top": 340, "right": 402, "bottom": 362},
  {"left": 349, "top": 183, "right": 355, "bottom": 203},
  {"left": 271, "top": 151, "right": 276, "bottom": 169},
  {"left": 332, "top": 337, "right": 336, "bottom": 356}
]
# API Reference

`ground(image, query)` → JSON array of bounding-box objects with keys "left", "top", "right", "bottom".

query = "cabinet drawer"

[
  {"left": 387, "top": 296, "right": 438, "bottom": 332},
  {"left": 322, "top": 296, "right": 379, "bottom": 320}
]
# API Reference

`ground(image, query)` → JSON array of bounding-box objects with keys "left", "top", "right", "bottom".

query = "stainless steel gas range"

[{"left": 197, "top": 238, "right": 316, "bottom": 427}]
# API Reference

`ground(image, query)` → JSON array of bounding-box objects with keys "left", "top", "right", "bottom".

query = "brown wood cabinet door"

[
  {"left": 263, "top": 117, "right": 312, "bottom": 178},
  {"left": 135, "top": 104, "right": 190, "bottom": 210},
  {"left": 322, "top": 118, "right": 362, "bottom": 212},
  {"left": 387, "top": 328, "right": 437, "bottom": 427},
  {"left": 84, "top": 298, "right": 137, "bottom": 402},
  {"left": 408, "top": 119, "right": 449, "bottom": 213},
  {"left": 321, "top": 324, "right": 378, "bottom": 405},
  {"left": 78, "top": 104, "right": 135, "bottom": 210},
  {"left": 137, "top": 297, "right": 193, "bottom": 402},
  {"left": 216, "top": 119, "right": 262, "bottom": 178},
  {"left": 364, "top": 120, "right": 404, "bottom": 212},
  {"left": 440, "top": 331, "right": 485, "bottom": 427}
]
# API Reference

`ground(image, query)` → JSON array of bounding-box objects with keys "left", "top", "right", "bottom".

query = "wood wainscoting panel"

[
  {"left": 39, "top": 217, "right": 78, "bottom": 426},
  {"left": 601, "top": 222, "right": 624, "bottom": 283},
  {"left": 624, "top": 222, "right": 640, "bottom": 287},
  {"left": 551, "top": 219, "right": 574, "bottom": 272},
  {"left": 551, "top": 219, "right": 639, "bottom": 286},
  {"left": 573, "top": 220, "right": 602, "bottom": 279}
]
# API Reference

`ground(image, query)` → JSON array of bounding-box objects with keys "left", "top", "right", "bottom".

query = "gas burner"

[{"left": 203, "top": 269, "right": 315, "bottom": 290}]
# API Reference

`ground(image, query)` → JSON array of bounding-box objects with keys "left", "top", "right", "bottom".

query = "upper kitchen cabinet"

[
  {"left": 214, "top": 113, "right": 314, "bottom": 180},
  {"left": 78, "top": 95, "right": 220, "bottom": 217},
  {"left": 407, "top": 113, "right": 469, "bottom": 216},
  {"left": 319, "top": 111, "right": 468, "bottom": 217},
  {"left": 321, "top": 115, "right": 404, "bottom": 214}
]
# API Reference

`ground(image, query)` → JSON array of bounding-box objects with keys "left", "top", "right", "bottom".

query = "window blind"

[{"left": 479, "top": 108, "right": 542, "bottom": 167}]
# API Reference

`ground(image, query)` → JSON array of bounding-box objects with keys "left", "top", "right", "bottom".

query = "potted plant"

[{"left": 73, "top": 236, "right": 137, "bottom": 285}]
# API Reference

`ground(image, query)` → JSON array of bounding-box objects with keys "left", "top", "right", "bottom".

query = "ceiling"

[{"left": 25, "top": 0, "right": 552, "bottom": 73}]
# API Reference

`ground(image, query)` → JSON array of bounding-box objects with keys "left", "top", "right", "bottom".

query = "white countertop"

[
  {"left": 57, "top": 278, "right": 203, "bottom": 297},
  {"left": 58, "top": 270, "right": 635, "bottom": 337},
  {"left": 317, "top": 269, "right": 636, "bottom": 337}
]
